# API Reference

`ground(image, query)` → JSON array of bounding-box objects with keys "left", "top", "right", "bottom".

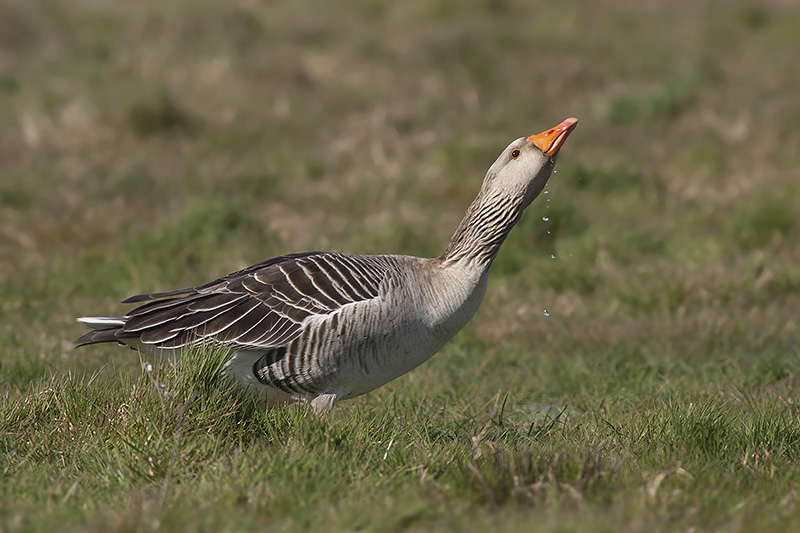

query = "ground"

[{"left": 1, "top": 0, "right": 800, "bottom": 531}]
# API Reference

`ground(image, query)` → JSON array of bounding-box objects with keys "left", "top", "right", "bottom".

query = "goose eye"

[{"left": 511, "top": 149, "right": 521, "bottom": 159}]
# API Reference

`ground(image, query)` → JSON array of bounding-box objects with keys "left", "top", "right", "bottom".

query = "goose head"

[{"left": 482, "top": 117, "right": 578, "bottom": 208}]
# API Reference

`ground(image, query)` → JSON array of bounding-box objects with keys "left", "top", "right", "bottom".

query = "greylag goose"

[{"left": 75, "top": 118, "right": 578, "bottom": 413}]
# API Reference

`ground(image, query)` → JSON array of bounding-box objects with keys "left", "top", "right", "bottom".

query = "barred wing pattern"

[{"left": 75, "top": 252, "right": 394, "bottom": 353}]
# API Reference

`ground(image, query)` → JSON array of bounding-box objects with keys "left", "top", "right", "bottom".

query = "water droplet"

[
  {"left": 542, "top": 216, "right": 549, "bottom": 221},
  {"left": 543, "top": 190, "right": 549, "bottom": 195},
  {"left": 569, "top": 253, "right": 573, "bottom": 257},
  {"left": 543, "top": 309, "right": 550, "bottom": 317},
  {"left": 547, "top": 231, "right": 550, "bottom": 234},
  {"left": 551, "top": 254, "right": 556, "bottom": 259}
]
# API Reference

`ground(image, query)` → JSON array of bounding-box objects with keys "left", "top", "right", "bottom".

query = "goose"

[{"left": 75, "top": 117, "right": 578, "bottom": 413}]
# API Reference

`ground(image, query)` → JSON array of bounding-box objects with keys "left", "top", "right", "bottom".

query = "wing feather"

[
  {"left": 110, "top": 252, "right": 393, "bottom": 352},
  {"left": 326, "top": 255, "right": 376, "bottom": 299},
  {"left": 307, "top": 255, "right": 361, "bottom": 302},
  {"left": 125, "top": 292, "right": 208, "bottom": 317},
  {"left": 125, "top": 294, "right": 247, "bottom": 332}
]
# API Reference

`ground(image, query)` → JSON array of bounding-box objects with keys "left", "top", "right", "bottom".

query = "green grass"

[{"left": 2, "top": 0, "right": 800, "bottom": 531}]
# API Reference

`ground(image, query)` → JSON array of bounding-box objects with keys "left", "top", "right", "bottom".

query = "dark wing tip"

[
  {"left": 122, "top": 287, "right": 198, "bottom": 304},
  {"left": 74, "top": 328, "right": 121, "bottom": 347}
]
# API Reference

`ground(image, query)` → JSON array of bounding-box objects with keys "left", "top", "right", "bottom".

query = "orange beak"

[{"left": 527, "top": 117, "right": 579, "bottom": 156}]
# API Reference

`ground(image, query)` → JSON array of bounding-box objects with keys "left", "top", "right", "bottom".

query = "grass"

[{"left": 2, "top": 0, "right": 800, "bottom": 531}]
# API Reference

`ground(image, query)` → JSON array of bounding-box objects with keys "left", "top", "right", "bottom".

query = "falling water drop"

[
  {"left": 542, "top": 216, "right": 549, "bottom": 221},
  {"left": 551, "top": 254, "right": 556, "bottom": 259},
  {"left": 543, "top": 309, "right": 550, "bottom": 317}
]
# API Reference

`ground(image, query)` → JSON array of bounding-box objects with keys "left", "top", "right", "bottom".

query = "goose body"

[{"left": 76, "top": 118, "right": 578, "bottom": 412}]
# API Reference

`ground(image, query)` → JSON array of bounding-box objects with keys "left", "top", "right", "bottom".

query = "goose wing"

[{"left": 117, "top": 252, "right": 394, "bottom": 350}]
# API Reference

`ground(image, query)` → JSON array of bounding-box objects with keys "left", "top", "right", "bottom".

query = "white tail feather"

[{"left": 76, "top": 316, "right": 126, "bottom": 330}]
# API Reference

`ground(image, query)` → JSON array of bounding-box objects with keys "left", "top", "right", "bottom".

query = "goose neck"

[{"left": 439, "top": 190, "right": 523, "bottom": 267}]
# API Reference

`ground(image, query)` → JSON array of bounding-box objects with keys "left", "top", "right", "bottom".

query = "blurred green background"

[{"left": 1, "top": 0, "right": 799, "bottom": 531}]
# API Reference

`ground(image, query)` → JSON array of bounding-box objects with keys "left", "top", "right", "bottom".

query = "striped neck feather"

[{"left": 439, "top": 190, "right": 524, "bottom": 267}]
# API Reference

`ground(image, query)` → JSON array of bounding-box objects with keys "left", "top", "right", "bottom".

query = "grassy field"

[{"left": 2, "top": 0, "right": 800, "bottom": 530}]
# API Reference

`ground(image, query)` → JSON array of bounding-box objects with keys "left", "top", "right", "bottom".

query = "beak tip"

[{"left": 528, "top": 116, "right": 579, "bottom": 155}]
